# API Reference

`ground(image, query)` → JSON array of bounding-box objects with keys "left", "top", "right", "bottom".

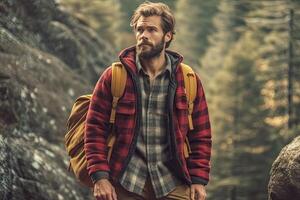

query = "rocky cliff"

[
  {"left": 268, "top": 136, "right": 300, "bottom": 200},
  {"left": 0, "top": 0, "right": 116, "bottom": 199}
]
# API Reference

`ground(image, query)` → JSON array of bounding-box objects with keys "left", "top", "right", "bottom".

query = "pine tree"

[
  {"left": 289, "top": 1, "right": 300, "bottom": 130},
  {"left": 208, "top": 31, "right": 274, "bottom": 200},
  {"left": 173, "top": 0, "right": 219, "bottom": 67},
  {"left": 204, "top": 1, "right": 282, "bottom": 199},
  {"left": 244, "top": 0, "right": 300, "bottom": 141},
  {"left": 200, "top": 0, "right": 241, "bottom": 82}
]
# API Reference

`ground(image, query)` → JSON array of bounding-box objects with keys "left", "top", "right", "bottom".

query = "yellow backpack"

[{"left": 64, "top": 62, "right": 197, "bottom": 187}]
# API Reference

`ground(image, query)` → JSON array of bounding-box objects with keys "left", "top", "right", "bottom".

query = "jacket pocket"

[
  {"left": 175, "top": 94, "right": 189, "bottom": 132},
  {"left": 109, "top": 100, "right": 136, "bottom": 162},
  {"left": 175, "top": 94, "right": 191, "bottom": 158},
  {"left": 115, "top": 100, "right": 136, "bottom": 129},
  {"left": 116, "top": 100, "right": 136, "bottom": 115}
]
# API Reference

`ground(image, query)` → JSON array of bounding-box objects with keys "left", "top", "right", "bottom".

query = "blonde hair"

[{"left": 130, "top": 1, "right": 175, "bottom": 48}]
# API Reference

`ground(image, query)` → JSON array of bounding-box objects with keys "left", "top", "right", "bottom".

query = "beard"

[{"left": 136, "top": 38, "right": 165, "bottom": 60}]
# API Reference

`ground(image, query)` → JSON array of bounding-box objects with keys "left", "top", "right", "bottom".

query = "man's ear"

[{"left": 164, "top": 31, "right": 172, "bottom": 43}]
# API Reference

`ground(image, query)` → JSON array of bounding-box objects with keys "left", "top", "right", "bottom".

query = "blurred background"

[{"left": 0, "top": 0, "right": 300, "bottom": 199}]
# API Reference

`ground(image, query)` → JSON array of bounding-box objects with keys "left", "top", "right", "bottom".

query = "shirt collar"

[{"left": 136, "top": 53, "right": 172, "bottom": 75}]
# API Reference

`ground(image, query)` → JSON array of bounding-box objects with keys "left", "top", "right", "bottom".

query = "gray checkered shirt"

[{"left": 119, "top": 54, "right": 182, "bottom": 198}]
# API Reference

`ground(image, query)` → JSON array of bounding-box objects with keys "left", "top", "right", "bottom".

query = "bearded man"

[{"left": 84, "top": 2, "right": 212, "bottom": 200}]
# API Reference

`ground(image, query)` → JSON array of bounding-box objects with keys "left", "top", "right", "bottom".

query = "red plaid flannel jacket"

[{"left": 84, "top": 46, "right": 212, "bottom": 185}]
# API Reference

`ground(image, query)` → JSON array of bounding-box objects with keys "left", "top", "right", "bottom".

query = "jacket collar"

[{"left": 118, "top": 46, "right": 184, "bottom": 75}]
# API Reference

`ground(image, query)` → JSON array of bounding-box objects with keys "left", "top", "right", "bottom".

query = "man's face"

[{"left": 135, "top": 15, "right": 171, "bottom": 59}]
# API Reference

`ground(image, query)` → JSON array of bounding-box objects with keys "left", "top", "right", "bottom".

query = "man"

[{"left": 84, "top": 2, "right": 212, "bottom": 200}]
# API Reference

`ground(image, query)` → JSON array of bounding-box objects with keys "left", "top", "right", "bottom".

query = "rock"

[
  {"left": 0, "top": 28, "right": 27, "bottom": 55},
  {"left": 1, "top": 0, "right": 116, "bottom": 84},
  {"left": 0, "top": 132, "right": 93, "bottom": 200},
  {"left": 45, "top": 21, "right": 82, "bottom": 69},
  {"left": 268, "top": 136, "right": 300, "bottom": 200},
  {"left": 0, "top": 0, "right": 116, "bottom": 199}
]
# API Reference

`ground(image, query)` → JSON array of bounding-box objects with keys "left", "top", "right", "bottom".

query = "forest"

[
  {"left": 0, "top": 0, "right": 299, "bottom": 200},
  {"left": 59, "top": 0, "right": 300, "bottom": 199}
]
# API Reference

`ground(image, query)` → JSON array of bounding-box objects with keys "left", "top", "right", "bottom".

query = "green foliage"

[
  {"left": 208, "top": 32, "right": 274, "bottom": 200},
  {"left": 173, "top": 0, "right": 219, "bottom": 67},
  {"left": 200, "top": 0, "right": 248, "bottom": 83}
]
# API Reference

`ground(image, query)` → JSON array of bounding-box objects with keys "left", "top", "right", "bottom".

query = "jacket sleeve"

[
  {"left": 187, "top": 73, "right": 212, "bottom": 185},
  {"left": 84, "top": 67, "right": 113, "bottom": 183}
]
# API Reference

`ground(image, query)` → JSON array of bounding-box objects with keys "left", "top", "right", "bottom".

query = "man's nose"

[{"left": 140, "top": 30, "right": 150, "bottom": 40}]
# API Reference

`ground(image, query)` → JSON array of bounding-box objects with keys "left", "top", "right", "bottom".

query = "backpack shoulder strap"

[
  {"left": 109, "top": 62, "right": 127, "bottom": 123},
  {"left": 181, "top": 63, "right": 197, "bottom": 130}
]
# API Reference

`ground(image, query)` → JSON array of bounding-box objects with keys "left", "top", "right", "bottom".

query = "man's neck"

[{"left": 140, "top": 50, "right": 167, "bottom": 78}]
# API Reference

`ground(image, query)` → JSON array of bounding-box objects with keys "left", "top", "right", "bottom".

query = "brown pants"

[{"left": 113, "top": 177, "right": 191, "bottom": 200}]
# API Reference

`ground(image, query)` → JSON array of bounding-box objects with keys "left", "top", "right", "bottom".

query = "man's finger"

[
  {"left": 112, "top": 187, "right": 118, "bottom": 200},
  {"left": 93, "top": 186, "right": 99, "bottom": 197},
  {"left": 99, "top": 192, "right": 106, "bottom": 200},
  {"left": 93, "top": 189, "right": 100, "bottom": 200},
  {"left": 196, "top": 190, "right": 201, "bottom": 200},
  {"left": 194, "top": 190, "right": 199, "bottom": 200},
  {"left": 95, "top": 192, "right": 103, "bottom": 200},
  {"left": 95, "top": 190, "right": 104, "bottom": 200},
  {"left": 197, "top": 189, "right": 206, "bottom": 200},
  {"left": 202, "top": 191, "right": 207, "bottom": 200},
  {"left": 190, "top": 187, "right": 195, "bottom": 200},
  {"left": 106, "top": 193, "right": 113, "bottom": 200}
]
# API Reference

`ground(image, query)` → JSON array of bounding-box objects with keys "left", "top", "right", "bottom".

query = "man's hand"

[
  {"left": 190, "top": 184, "right": 206, "bottom": 200},
  {"left": 93, "top": 179, "right": 117, "bottom": 200}
]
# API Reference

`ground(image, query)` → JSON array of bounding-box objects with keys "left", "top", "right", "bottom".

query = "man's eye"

[
  {"left": 137, "top": 28, "right": 143, "bottom": 33},
  {"left": 148, "top": 28, "right": 155, "bottom": 32}
]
